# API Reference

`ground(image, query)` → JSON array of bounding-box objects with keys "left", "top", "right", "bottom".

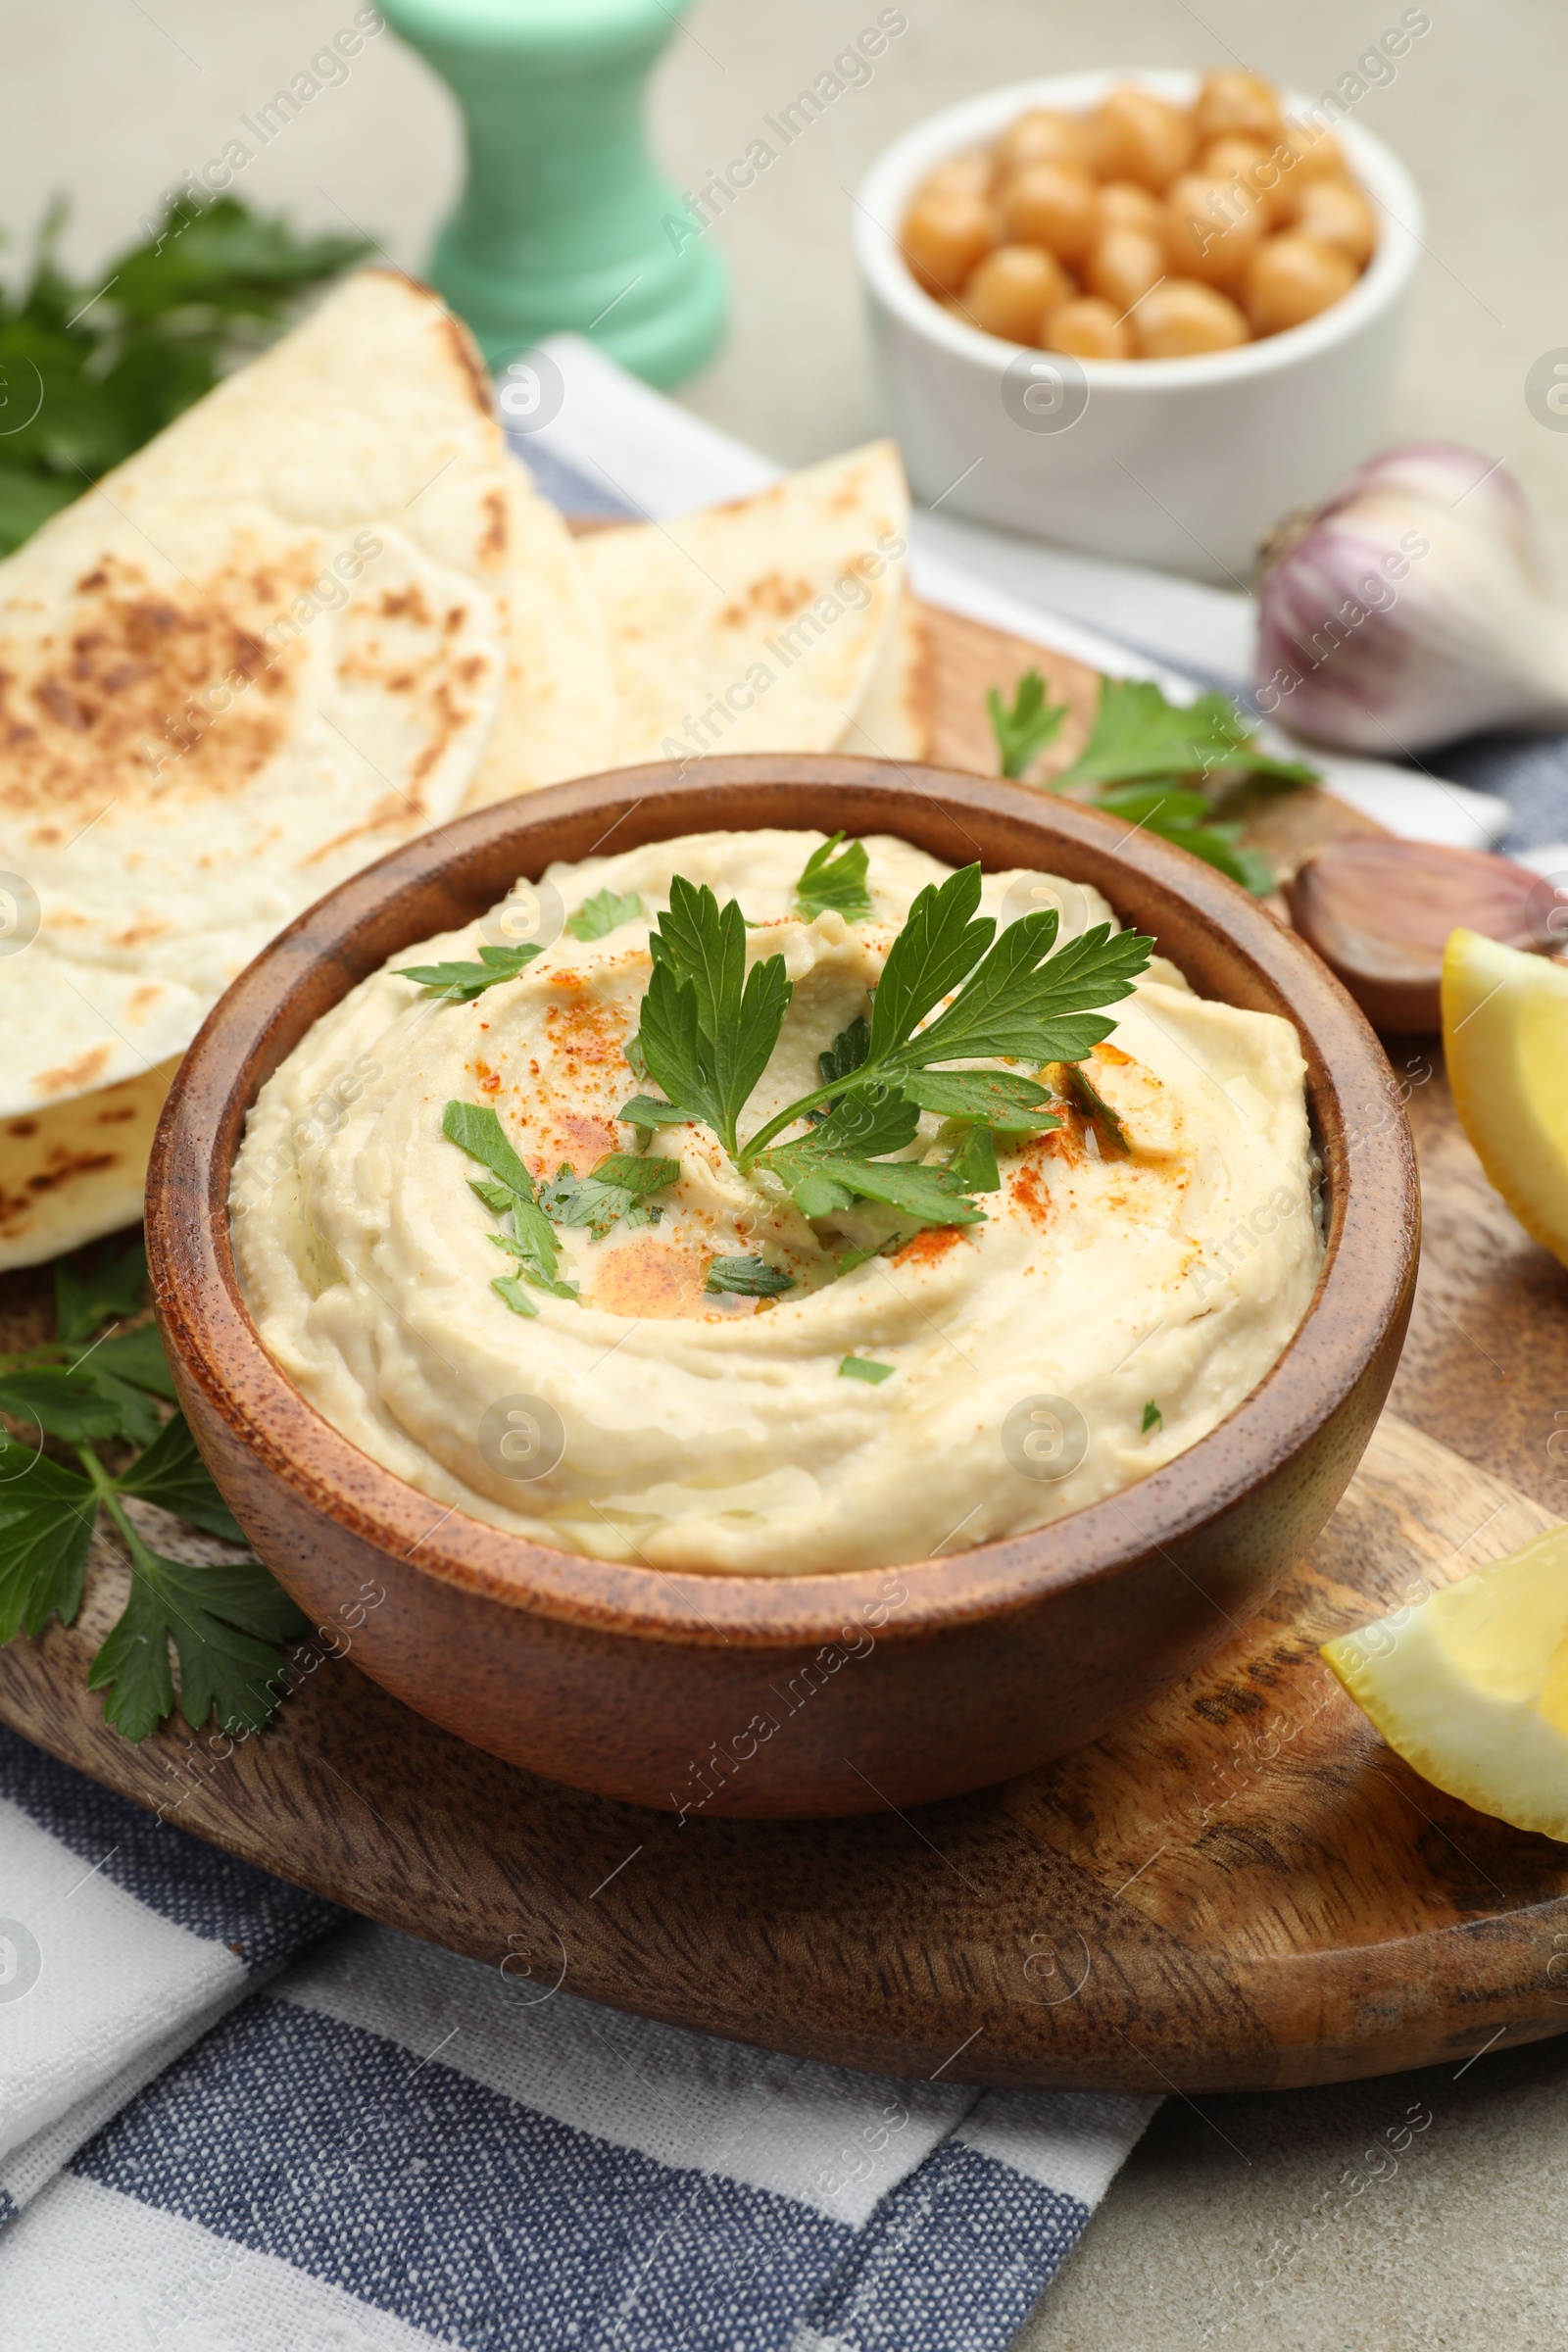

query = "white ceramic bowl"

[{"left": 855, "top": 71, "right": 1424, "bottom": 583}]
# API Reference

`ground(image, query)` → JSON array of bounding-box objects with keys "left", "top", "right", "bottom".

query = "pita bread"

[
  {"left": 0, "top": 1060, "right": 176, "bottom": 1271},
  {"left": 834, "top": 584, "right": 930, "bottom": 761},
  {"left": 581, "top": 442, "right": 909, "bottom": 765},
  {"left": 462, "top": 460, "right": 614, "bottom": 808},
  {"left": 0, "top": 270, "right": 513, "bottom": 1123}
]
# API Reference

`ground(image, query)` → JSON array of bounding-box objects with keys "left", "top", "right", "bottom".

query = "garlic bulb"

[{"left": 1254, "top": 442, "right": 1568, "bottom": 754}]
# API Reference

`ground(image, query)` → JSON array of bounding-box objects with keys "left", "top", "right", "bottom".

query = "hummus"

[{"left": 230, "top": 830, "right": 1322, "bottom": 1575}]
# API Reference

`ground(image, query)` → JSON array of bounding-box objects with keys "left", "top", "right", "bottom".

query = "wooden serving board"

[{"left": 2, "top": 605, "right": 1565, "bottom": 2095}]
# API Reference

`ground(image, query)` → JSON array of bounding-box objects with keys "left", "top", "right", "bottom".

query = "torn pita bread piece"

[
  {"left": 0, "top": 269, "right": 514, "bottom": 1130},
  {"left": 0, "top": 1061, "right": 176, "bottom": 1272},
  {"left": 580, "top": 442, "right": 909, "bottom": 766},
  {"left": 462, "top": 459, "right": 615, "bottom": 809},
  {"left": 834, "top": 584, "right": 930, "bottom": 762}
]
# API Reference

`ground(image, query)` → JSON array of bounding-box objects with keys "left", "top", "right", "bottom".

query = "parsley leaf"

[
  {"left": 538, "top": 1152, "right": 679, "bottom": 1242},
  {"left": 993, "top": 674, "right": 1319, "bottom": 898},
  {"left": 442, "top": 1101, "right": 535, "bottom": 1197},
  {"left": 796, "top": 833, "right": 873, "bottom": 922},
  {"left": 818, "top": 1015, "right": 871, "bottom": 1091},
  {"left": 882, "top": 906, "right": 1151, "bottom": 1074},
  {"left": 443, "top": 1102, "right": 576, "bottom": 1305},
  {"left": 0, "top": 1447, "right": 97, "bottom": 1641},
  {"left": 55, "top": 1232, "right": 147, "bottom": 1346},
  {"left": 806, "top": 1157, "right": 987, "bottom": 1227},
  {"left": 116, "top": 1412, "right": 248, "bottom": 1542},
  {"left": 87, "top": 1542, "right": 307, "bottom": 1743},
  {"left": 0, "top": 1369, "right": 125, "bottom": 1444},
  {"left": 705, "top": 1255, "right": 796, "bottom": 1298},
  {"left": 616, "top": 1093, "right": 692, "bottom": 1133},
  {"left": 866, "top": 864, "right": 996, "bottom": 1066},
  {"left": 763, "top": 1088, "right": 922, "bottom": 1219},
  {"left": 987, "top": 669, "right": 1069, "bottom": 780},
  {"left": 899, "top": 1070, "right": 1060, "bottom": 1134},
  {"left": 568, "top": 888, "right": 643, "bottom": 942},
  {"left": 0, "top": 1232, "right": 306, "bottom": 1742},
  {"left": 1054, "top": 678, "right": 1318, "bottom": 793},
  {"left": 840, "top": 1356, "right": 895, "bottom": 1384},
  {"left": 0, "top": 193, "right": 367, "bottom": 559},
  {"left": 89, "top": 1322, "right": 179, "bottom": 1401},
  {"left": 1058, "top": 1059, "right": 1132, "bottom": 1154},
  {"left": 943, "top": 1124, "right": 1001, "bottom": 1194},
  {"left": 396, "top": 942, "right": 542, "bottom": 1003},
  {"left": 641, "top": 878, "right": 792, "bottom": 1155},
  {"left": 1143, "top": 1399, "right": 1162, "bottom": 1433}
]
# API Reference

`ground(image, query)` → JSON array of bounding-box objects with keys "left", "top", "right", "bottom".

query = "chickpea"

[
  {"left": 962, "top": 243, "right": 1075, "bottom": 343},
  {"left": 1297, "top": 126, "right": 1349, "bottom": 179},
  {"left": 918, "top": 151, "right": 993, "bottom": 205},
  {"left": 1097, "top": 179, "right": 1166, "bottom": 238},
  {"left": 1084, "top": 226, "right": 1165, "bottom": 315},
  {"left": 994, "top": 108, "right": 1090, "bottom": 177},
  {"left": 1195, "top": 69, "right": 1282, "bottom": 144},
  {"left": 1085, "top": 86, "right": 1197, "bottom": 192},
  {"left": 1042, "top": 296, "right": 1133, "bottom": 361},
  {"left": 1000, "top": 162, "right": 1100, "bottom": 263},
  {"left": 1244, "top": 232, "right": 1358, "bottom": 335},
  {"left": 1199, "top": 135, "right": 1288, "bottom": 224},
  {"left": 1135, "top": 277, "right": 1250, "bottom": 357},
  {"left": 1163, "top": 170, "right": 1266, "bottom": 286},
  {"left": 1285, "top": 176, "right": 1377, "bottom": 267},
  {"left": 902, "top": 191, "right": 996, "bottom": 296}
]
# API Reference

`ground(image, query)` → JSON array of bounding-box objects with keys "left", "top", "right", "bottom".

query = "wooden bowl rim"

[{"left": 147, "top": 757, "right": 1418, "bottom": 1652}]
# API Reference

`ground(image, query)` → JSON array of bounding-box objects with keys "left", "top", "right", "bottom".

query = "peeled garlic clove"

[{"left": 1255, "top": 441, "right": 1568, "bottom": 754}]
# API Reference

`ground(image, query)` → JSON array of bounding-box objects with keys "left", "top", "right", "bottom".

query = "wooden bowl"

[{"left": 146, "top": 758, "right": 1418, "bottom": 1818}]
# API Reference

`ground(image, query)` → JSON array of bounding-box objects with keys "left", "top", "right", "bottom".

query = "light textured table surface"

[{"left": 8, "top": 4, "right": 1568, "bottom": 2344}]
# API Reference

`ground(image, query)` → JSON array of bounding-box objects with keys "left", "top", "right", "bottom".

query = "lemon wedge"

[
  {"left": 1443, "top": 926, "right": 1568, "bottom": 1269},
  {"left": 1323, "top": 1526, "right": 1568, "bottom": 1840}
]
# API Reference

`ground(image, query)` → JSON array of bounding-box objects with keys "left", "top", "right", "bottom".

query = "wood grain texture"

[
  {"left": 0, "top": 599, "right": 1561, "bottom": 2092},
  {"left": 0, "top": 1413, "right": 1561, "bottom": 2093}
]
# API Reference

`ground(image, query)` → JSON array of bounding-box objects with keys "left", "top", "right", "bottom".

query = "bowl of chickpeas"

[{"left": 855, "top": 68, "right": 1421, "bottom": 581}]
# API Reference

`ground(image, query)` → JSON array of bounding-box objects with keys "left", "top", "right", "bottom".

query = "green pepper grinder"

[{"left": 378, "top": 0, "right": 726, "bottom": 385}]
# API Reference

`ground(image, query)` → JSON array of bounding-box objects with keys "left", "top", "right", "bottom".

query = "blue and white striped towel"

[{"left": 0, "top": 1726, "right": 1154, "bottom": 2347}]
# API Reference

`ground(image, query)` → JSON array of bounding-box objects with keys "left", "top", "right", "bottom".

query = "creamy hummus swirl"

[{"left": 231, "top": 830, "right": 1322, "bottom": 1574}]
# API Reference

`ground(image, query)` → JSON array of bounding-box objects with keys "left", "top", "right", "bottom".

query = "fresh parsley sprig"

[
  {"left": 611, "top": 861, "right": 1149, "bottom": 1237},
  {"left": 988, "top": 674, "right": 1318, "bottom": 896},
  {"left": 987, "top": 670, "right": 1070, "bottom": 780},
  {"left": 0, "top": 193, "right": 367, "bottom": 557},
  {"left": 567, "top": 888, "right": 643, "bottom": 942},
  {"left": 396, "top": 942, "right": 543, "bottom": 1003},
  {"left": 0, "top": 1234, "right": 308, "bottom": 1740},
  {"left": 736, "top": 865, "right": 1151, "bottom": 1166},
  {"left": 1054, "top": 679, "right": 1316, "bottom": 793},
  {"left": 796, "top": 833, "right": 874, "bottom": 922},
  {"left": 443, "top": 1102, "right": 579, "bottom": 1313},
  {"left": 637, "top": 876, "right": 794, "bottom": 1158}
]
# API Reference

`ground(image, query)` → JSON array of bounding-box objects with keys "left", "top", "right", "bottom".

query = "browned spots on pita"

[
  {"left": 0, "top": 545, "right": 311, "bottom": 823},
  {"left": 719, "top": 573, "right": 814, "bottom": 627},
  {"left": 379, "top": 585, "right": 433, "bottom": 626},
  {"left": 299, "top": 793, "right": 427, "bottom": 867},
  {"left": 0, "top": 1145, "right": 123, "bottom": 1231},
  {"left": 482, "top": 490, "right": 506, "bottom": 565},
  {"left": 34, "top": 1047, "right": 113, "bottom": 1098},
  {"left": 96, "top": 1105, "right": 138, "bottom": 1124},
  {"left": 4, "top": 1119, "right": 37, "bottom": 1139},
  {"left": 436, "top": 304, "right": 496, "bottom": 423}
]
